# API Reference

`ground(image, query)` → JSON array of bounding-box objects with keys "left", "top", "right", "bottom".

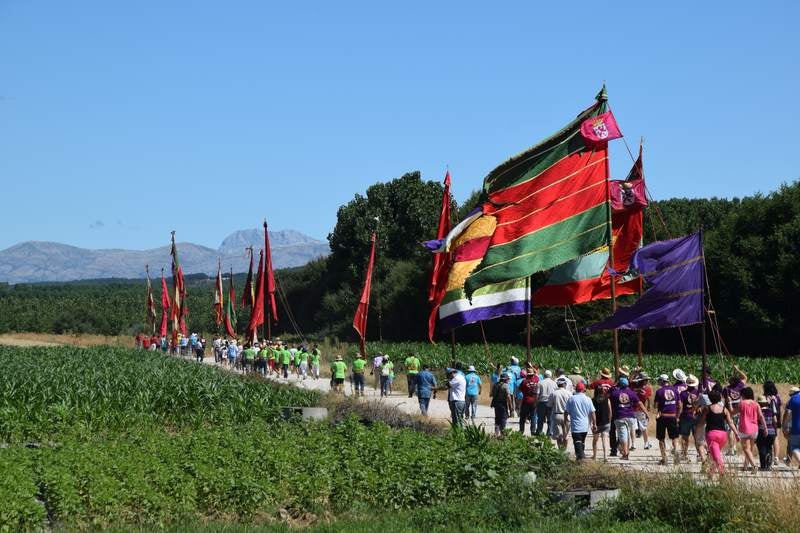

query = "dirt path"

[{"left": 0, "top": 332, "right": 131, "bottom": 348}]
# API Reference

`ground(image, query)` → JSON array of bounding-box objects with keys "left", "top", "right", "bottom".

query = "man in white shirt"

[
  {"left": 536, "top": 370, "right": 557, "bottom": 435},
  {"left": 549, "top": 377, "right": 574, "bottom": 449},
  {"left": 447, "top": 368, "right": 467, "bottom": 428}
]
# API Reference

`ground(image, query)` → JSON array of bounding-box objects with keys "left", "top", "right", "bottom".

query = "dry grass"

[{"left": 0, "top": 332, "right": 132, "bottom": 348}]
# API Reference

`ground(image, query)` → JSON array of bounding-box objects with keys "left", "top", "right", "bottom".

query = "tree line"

[{"left": 1, "top": 172, "right": 798, "bottom": 356}]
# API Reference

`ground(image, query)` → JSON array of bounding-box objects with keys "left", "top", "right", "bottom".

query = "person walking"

[
  {"left": 565, "top": 382, "right": 596, "bottom": 461},
  {"left": 756, "top": 395, "right": 778, "bottom": 470},
  {"left": 592, "top": 382, "right": 611, "bottom": 461},
  {"left": 700, "top": 389, "right": 738, "bottom": 476},
  {"left": 536, "top": 370, "right": 557, "bottom": 436},
  {"left": 404, "top": 353, "right": 421, "bottom": 399},
  {"left": 416, "top": 365, "right": 437, "bottom": 416},
  {"left": 782, "top": 386, "right": 800, "bottom": 467},
  {"left": 380, "top": 355, "right": 394, "bottom": 397},
  {"left": 611, "top": 377, "right": 644, "bottom": 461},
  {"left": 678, "top": 374, "right": 704, "bottom": 462},
  {"left": 371, "top": 352, "right": 384, "bottom": 393},
  {"left": 447, "top": 368, "right": 467, "bottom": 428},
  {"left": 226, "top": 341, "right": 238, "bottom": 370},
  {"left": 331, "top": 355, "right": 347, "bottom": 394},
  {"left": 654, "top": 374, "right": 680, "bottom": 465},
  {"left": 464, "top": 366, "right": 482, "bottom": 422},
  {"left": 519, "top": 370, "right": 539, "bottom": 435},
  {"left": 763, "top": 381, "right": 782, "bottom": 466},
  {"left": 351, "top": 353, "right": 366, "bottom": 396},
  {"left": 737, "top": 387, "right": 767, "bottom": 472},
  {"left": 631, "top": 374, "right": 652, "bottom": 451},
  {"left": 549, "top": 377, "right": 573, "bottom": 450},
  {"left": 195, "top": 340, "right": 205, "bottom": 363},
  {"left": 567, "top": 366, "right": 585, "bottom": 390},
  {"left": 490, "top": 373, "right": 512, "bottom": 435},
  {"left": 280, "top": 344, "right": 291, "bottom": 379}
]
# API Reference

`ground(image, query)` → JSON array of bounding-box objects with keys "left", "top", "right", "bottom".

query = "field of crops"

[
  {"left": 350, "top": 341, "right": 800, "bottom": 384},
  {"left": 0, "top": 345, "right": 565, "bottom": 530}
]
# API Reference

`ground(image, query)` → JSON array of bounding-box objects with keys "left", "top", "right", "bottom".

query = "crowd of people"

[{"left": 135, "top": 333, "right": 800, "bottom": 475}]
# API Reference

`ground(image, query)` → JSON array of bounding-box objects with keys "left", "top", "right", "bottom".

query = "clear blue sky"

[{"left": 1, "top": 1, "right": 797, "bottom": 251}]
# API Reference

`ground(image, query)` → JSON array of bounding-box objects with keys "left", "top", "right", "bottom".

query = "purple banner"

[{"left": 583, "top": 232, "right": 704, "bottom": 333}]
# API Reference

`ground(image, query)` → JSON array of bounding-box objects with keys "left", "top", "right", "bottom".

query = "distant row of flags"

[{"left": 144, "top": 223, "right": 279, "bottom": 343}]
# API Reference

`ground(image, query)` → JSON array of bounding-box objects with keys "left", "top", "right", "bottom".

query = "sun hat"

[
  {"left": 511, "top": 356, "right": 519, "bottom": 364},
  {"left": 790, "top": 387, "right": 800, "bottom": 396},
  {"left": 571, "top": 366, "right": 582, "bottom": 374},
  {"left": 467, "top": 365, "right": 476, "bottom": 372},
  {"left": 757, "top": 395, "right": 769, "bottom": 405},
  {"left": 637, "top": 372, "right": 651, "bottom": 381},
  {"left": 544, "top": 370, "right": 553, "bottom": 378},
  {"left": 335, "top": 355, "right": 343, "bottom": 361},
  {"left": 600, "top": 367, "right": 612, "bottom": 379},
  {"left": 672, "top": 369, "right": 687, "bottom": 382},
  {"left": 618, "top": 366, "right": 630, "bottom": 377},
  {"left": 618, "top": 377, "right": 629, "bottom": 387},
  {"left": 686, "top": 374, "right": 699, "bottom": 387},
  {"left": 657, "top": 374, "right": 669, "bottom": 383}
]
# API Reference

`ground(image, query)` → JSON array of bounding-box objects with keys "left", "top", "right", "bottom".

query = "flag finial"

[{"left": 596, "top": 84, "right": 608, "bottom": 102}]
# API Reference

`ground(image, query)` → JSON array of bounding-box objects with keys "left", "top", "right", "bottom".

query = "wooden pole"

[
  {"left": 450, "top": 330, "right": 456, "bottom": 368},
  {"left": 603, "top": 147, "right": 620, "bottom": 375},
  {"left": 637, "top": 275, "right": 644, "bottom": 368},
  {"left": 525, "top": 275, "right": 532, "bottom": 363},
  {"left": 700, "top": 228, "right": 708, "bottom": 380}
]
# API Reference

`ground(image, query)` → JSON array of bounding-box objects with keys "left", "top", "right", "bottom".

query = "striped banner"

[
  {"left": 439, "top": 278, "right": 530, "bottom": 332},
  {"left": 464, "top": 87, "right": 616, "bottom": 297}
]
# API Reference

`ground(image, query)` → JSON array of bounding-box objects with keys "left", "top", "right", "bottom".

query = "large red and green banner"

[
  {"left": 159, "top": 269, "right": 170, "bottom": 337},
  {"left": 464, "top": 87, "right": 620, "bottom": 297},
  {"left": 170, "top": 233, "right": 187, "bottom": 337},
  {"left": 534, "top": 148, "right": 646, "bottom": 306},
  {"left": 247, "top": 250, "right": 265, "bottom": 343},
  {"left": 145, "top": 265, "right": 157, "bottom": 334},
  {"left": 224, "top": 268, "right": 237, "bottom": 337}
]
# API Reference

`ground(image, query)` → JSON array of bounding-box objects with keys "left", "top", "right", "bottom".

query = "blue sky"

[{"left": 1, "top": 1, "right": 797, "bottom": 251}]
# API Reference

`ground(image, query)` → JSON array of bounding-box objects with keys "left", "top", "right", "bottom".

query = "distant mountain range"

[{"left": 0, "top": 229, "right": 330, "bottom": 284}]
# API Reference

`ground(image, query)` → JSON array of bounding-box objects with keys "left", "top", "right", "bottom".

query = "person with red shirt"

[{"left": 518, "top": 371, "right": 540, "bottom": 435}]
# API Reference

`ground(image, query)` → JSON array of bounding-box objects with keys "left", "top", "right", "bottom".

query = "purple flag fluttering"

[{"left": 583, "top": 232, "right": 704, "bottom": 333}]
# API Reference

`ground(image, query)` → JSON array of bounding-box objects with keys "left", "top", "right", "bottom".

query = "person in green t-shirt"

[
  {"left": 310, "top": 346, "right": 321, "bottom": 380},
  {"left": 242, "top": 345, "right": 256, "bottom": 374},
  {"left": 280, "top": 346, "right": 291, "bottom": 379},
  {"left": 380, "top": 355, "right": 394, "bottom": 397},
  {"left": 352, "top": 354, "right": 367, "bottom": 396},
  {"left": 267, "top": 346, "right": 276, "bottom": 376},
  {"left": 404, "top": 353, "right": 421, "bottom": 399},
  {"left": 331, "top": 355, "right": 347, "bottom": 394}
]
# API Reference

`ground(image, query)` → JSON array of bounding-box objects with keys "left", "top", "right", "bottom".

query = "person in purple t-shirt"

[
  {"left": 654, "top": 374, "right": 680, "bottom": 465},
  {"left": 678, "top": 375, "right": 705, "bottom": 463},
  {"left": 610, "top": 377, "right": 645, "bottom": 460}
]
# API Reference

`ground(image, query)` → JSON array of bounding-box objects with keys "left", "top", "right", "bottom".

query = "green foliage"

[{"left": 0, "top": 346, "right": 318, "bottom": 442}]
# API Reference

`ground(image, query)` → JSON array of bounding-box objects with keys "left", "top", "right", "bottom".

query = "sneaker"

[
  {"left": 630, "top": 444, "right": 636, "bottom": 451},
  {"left": 644, "top": 443, "right": 652, "bottom": 450},
  {"left": 658, "top": 458, "right": 667, "bottom": 466}
]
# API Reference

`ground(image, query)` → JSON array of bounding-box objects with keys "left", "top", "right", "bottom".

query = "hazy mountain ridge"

[{"left": 0, "top": 229, "right": 330, "bottom": 283}]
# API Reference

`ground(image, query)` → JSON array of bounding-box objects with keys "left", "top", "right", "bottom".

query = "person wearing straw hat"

[
  {"left": 567, "top": 366, "right": 585, "bottom": 390},
  {"left": 654, "top": 374, "right": 680, "bottom": 465},
  {"left": 678, "top": 374, "right": 704, "bottom": 463}
]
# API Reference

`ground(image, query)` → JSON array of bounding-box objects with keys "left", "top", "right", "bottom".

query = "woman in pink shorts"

[
  {"left": 737, "top": 387, "right": 767, "bottom": 471},
  {"left": 700, "top": 390, "right": 738, "bottom": 476}
]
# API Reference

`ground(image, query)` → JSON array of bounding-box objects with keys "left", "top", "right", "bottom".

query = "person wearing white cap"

[
  {"left": 654, "top": 374, "right": 680, "bottom": 465},
  {"left": 549, "top": 377, "right": 573, "bottom": 448},
  {"left": 677, "top": 374, "right": 705, "bottom": 463},
  {"left": 673, "top": 369, "right": 688, "bottom": 395},
  {"left": 464, "top": 365, "right": 482, "bottom": 421}
]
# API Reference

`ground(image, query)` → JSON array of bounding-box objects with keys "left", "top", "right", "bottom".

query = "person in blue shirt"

[
  {"left": 507, "top": 357, "right": 522, "bottom": 415},
  {"left": 464, "top": 366, "right": 483, "bottom": 421},
  {"left": 226, "top": 342, "right": 238, "bottom": 369},
  {"left": 782, "top": 387, "right": 800, "bottom": 465},
  {"left": 416, "top": 365, "right": 438, "bottom": 416},
  {"left": 565, "top": 382, "right": 597, "bottom": 461}
]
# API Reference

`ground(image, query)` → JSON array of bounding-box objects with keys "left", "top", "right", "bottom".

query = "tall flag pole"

[
  {"left": 145, "top": 264, "right": 156, "bottom": 335},
  {"left": 242, "top": 246, "right": 255, "bottom": 309},
  {"left": 213, "top": 258, "right": 224, "bottom": 327},
  {"left": 170, "top": 231, "right": 188, "bottom": 342},
  {"left": 247, "top": 250, "right": 265, "bottom": 345},
  {"left": 264, "top": 220, "right": 278, "bottom": 340},
  {"left": 159, "top": 267, "right": 169, "bottom": 338},
  {"left": 224, "top": 267, "right": 237, "bottom": 338},
  {"left": 426, "top": 170, "right": 452, "bottom": 343},
  {"left": 353, "top": 232, "right": 377, "bottom": 356}
]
